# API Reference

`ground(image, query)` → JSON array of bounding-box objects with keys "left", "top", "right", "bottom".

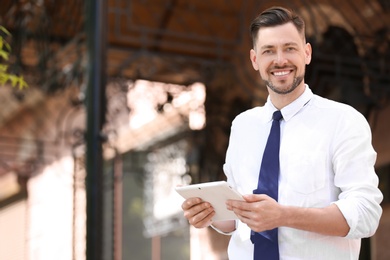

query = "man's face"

[{"left": 250, "top": 22, "right": 312, "bottom": 95}]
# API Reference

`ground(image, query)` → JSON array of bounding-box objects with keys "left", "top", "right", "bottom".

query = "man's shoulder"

[
  {"left": 312, "top": 94, "right": 357, "bottom": 112},
  {"left": 230, "top": 106, "right": 266, "bottom": 128},
  {"left": 311, "top": 94, "right": 368, "bottom": 123},
  {"left": 234, "top": 106, "right": 264, "bottom": 120}
]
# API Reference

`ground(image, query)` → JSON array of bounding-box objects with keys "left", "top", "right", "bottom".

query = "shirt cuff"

[
  {"left": 332, "top": 200, "right": 358, "bottom": 238},
  {"left": 210, "top": 221, "right": 236, "bottom": 236}
]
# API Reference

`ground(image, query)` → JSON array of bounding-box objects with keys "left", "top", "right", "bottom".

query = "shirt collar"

[{"left": 265, "top": 85, "right": 313, "bottom": 122}]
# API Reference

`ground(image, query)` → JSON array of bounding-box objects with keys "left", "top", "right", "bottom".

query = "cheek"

[
  {"left": 258, "top": 69, "right": 270, "bottom": 80},
  {"left": 259, "top": 63, "right": 271, "bottom": 76}
]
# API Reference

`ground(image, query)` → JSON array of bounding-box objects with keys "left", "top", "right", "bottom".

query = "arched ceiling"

[
  {"left": 1, "top": 0, "right": 389, "bottom": 81},
  {"left": 0, "top": 0, "right": 389, "bottom": 114}
]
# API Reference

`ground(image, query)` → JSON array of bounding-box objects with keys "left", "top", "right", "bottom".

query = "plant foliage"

[{"left": 0, "top": 26, "right": 28, "bottom": 89}]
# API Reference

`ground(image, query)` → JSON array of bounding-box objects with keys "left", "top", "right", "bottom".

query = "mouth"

[
  {"left": 270, "top": 67, "right": 295, "bottom": 77},
  {"left": 272, "top": 70, "right": 291, "bottom": 77}
]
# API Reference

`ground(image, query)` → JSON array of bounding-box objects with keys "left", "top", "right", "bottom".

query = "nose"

[{"left": 274, "top": 50, "right": 287, "bottom": 66}]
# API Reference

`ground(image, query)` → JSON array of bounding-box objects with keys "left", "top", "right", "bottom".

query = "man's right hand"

[{"left": 181, "top": 197, "right": 215, "bottom": 228}]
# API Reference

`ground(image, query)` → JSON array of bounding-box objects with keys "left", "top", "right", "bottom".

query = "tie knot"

[{"left": 273, "top": 110, "right": 283, "bottom": 121}]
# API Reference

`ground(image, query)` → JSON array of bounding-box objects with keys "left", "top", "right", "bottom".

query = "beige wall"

[{"left": 0, "top": 199, "right": 27, "bottom": 260}]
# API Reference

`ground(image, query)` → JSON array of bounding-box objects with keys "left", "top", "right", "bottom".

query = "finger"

[
  {"left": 187, "top": 206, "right": 215, "bottom": 228},
  {"left": 186, "top": 201, "right": 212, "bottom": 216},
  {"left": 230, "top": 205, "right": 256, "bottom": 220},
  {"left": 231, "top": 208, "right": 255, "bottom": 227},
  {"left": 226, "top": 201, "right": 256, "bottom": 224},
  {"left": 243, "top": 194, "right": 268, "bottom": 202},
  {"left": 226, "top": 194, "right": 264, "bottom": 209},
  {"left": 183, "top": 201, "right": 213, "bottom": 221},
  {"left": 181, "top": 197, "right": 203, "bottom": 210},
  {"left": 226, "top": 200, "right": 252, "bottom": 211}
]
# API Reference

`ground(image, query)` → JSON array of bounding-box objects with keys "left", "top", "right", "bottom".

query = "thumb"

[
  {"left": 243, "top": 193, "right": 269, "bottom": 202},
  {"left": 243, "top": 194, "right": 260, "bottom": 202}
]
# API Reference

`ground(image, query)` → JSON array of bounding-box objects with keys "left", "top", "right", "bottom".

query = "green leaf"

[
  {"left": 0, "top": 26, "right": 11, "bottom": 36},
  {"left": 0, "top": 37, "right": 11, "bottom": 51},
  {"left": 4, "top": 41, "right": 11, "bottom": 51},
  {"left": 16, "top": 76, "right": 28, "bottom": 90},
  {"left": 0, "top": 64, "right": 7, "bottom": 72},
  {"left": 0, "top": 50, "right": 10, "bottom": 60},
  {"left": 8, "top": 75, "right": 18, "bottom": 86},
  {"left": 0, "top": 71, "right": 9, "bottom": 85}
]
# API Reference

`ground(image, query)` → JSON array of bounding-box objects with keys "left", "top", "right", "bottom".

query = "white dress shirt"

[{"left": 222, "top": 86, "right": 383, "bottom": 260}]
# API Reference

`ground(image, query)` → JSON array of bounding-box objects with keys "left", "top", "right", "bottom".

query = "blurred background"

[{"left": 0, "top": 0, "right": 389, "bottom": 259}]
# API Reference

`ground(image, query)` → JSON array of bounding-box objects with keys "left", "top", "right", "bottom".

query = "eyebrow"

[{"left": 260, "top": 42, "right": 299, "bottom": 50}]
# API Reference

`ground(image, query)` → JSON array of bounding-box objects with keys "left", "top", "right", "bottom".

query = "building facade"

[{"left": 0, "top": 0, "right": 389, "bottom": 259}]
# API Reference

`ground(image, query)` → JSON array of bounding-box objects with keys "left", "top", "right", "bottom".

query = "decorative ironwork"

[
  {"left": 108, "top": 0, "right": 244, "bottom": 59},
  {"left": 0, "top": 136, "right": 57, "bottom": 177}
]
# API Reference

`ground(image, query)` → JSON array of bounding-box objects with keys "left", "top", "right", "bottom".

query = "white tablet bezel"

[{"left": 175, "top": 181, "right": 244, "bottom": 221}]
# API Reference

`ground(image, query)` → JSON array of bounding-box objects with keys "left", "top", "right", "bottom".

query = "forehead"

[{"left": 256, "top": 22, "right": 304, "bottom": 47}]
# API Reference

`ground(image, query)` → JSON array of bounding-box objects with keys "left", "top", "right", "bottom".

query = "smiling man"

[{"left": 181, "top": 6, "right": 383, "bottom": 260}]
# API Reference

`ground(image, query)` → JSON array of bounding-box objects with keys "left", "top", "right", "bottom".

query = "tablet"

[{"left": 175, "top": 181, "right": 244, "bottom": 221}]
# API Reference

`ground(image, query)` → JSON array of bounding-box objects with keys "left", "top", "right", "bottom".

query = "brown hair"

[{"left": 250, "top": 6, "right": 305, "bottom": 47}]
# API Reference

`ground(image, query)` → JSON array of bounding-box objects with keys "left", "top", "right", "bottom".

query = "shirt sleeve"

[
  {"left": 331, "top": 109, "right": 383, "bottom": 239},
  {"left": 210, "top": 222, "right": 237, "bottom": 236},
  {"left": 223, "top": 117, "right": 239, "bottom": 187}
]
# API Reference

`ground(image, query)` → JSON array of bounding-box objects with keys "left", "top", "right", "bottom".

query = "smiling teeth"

[{"left": 274, "top": 71, "right": 289, "bottom": 76}]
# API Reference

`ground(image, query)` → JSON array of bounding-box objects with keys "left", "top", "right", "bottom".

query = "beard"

[
  {"left": 262, "top": 66, "right": 305, "bottom": 95},
  {"left": 264, "top": 75, "right": 304, "bottom": 95}
]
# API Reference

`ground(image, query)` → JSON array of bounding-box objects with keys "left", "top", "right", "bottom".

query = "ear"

[
  {"left": 250, "top": 49, "right": 259, "bottom": 71},
  {"left": 304, "top": 43, "right": 312, "bottom": 65}
]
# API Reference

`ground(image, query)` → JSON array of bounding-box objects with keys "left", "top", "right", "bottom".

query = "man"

[{"left": 181, "top": 6, "right": 383, "bottom": 259}]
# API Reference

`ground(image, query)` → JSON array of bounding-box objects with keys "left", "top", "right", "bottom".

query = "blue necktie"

[{"left": 251, "top": 110, "right": 283, "bottom": 260}]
